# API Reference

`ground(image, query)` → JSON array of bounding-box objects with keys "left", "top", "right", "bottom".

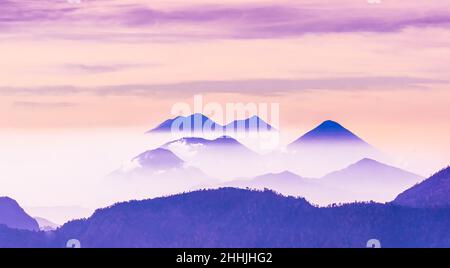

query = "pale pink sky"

[{"left": 1, "top": 0, "right": 450, "bottom": 174}]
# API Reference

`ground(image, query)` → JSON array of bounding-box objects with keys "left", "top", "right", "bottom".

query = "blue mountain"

[
  {"left": 0, "top": 197, "right": 39, "bottom": 231},
  {"left": 148, "top": 114, "right": 275, "bottom": 133},
  {"left": 320, "top": 158, "right": 424, "bottom": 202},
  {"left": 224, "top": 115, "right": 275, "bottom": 132},
  {"left": 393, "top": 167, "right": 450, "bottom": 208},
  {"left": 147, "top": 113, "right": 221, "bottom": 133},
  {"left": 286, "top": 120, "right": 380, "bottom": 178},
  {"left": 289, "top": 120, "right": 369, "bottom": 146}
]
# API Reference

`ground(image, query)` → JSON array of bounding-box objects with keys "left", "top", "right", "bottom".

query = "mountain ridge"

[
  {"left": 2, "top": 188, "right": 450, "bottom": 248},
  {"left": 393, "top": 167, "right": 450, "bottom": 208},
  {"left": 148, "top": 113, "right": 276, "bottom": 133},
  {"left": 0, "top": 197, "right": 40, "bottom": 231}
]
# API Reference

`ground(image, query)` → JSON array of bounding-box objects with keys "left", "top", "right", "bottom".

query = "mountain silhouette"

[
  {"left": 148, "top": 114, "right": 275, "bottom": 133},
  {"left": 107, "top": 147, "right": 214, "bottom": 202},
  {"left": 289, "top": 120, "right": 369, "bottom": 146},
  {"left": 393, "top": 167, "right": 450, "bottom": 208},
  {"left": 285, "top": 120, "right": 381, "bottom": 177},
  {"left": 1, "top": 188, "right": 450, "bottom": 247},
  {"left": 148, "top": 113, "right": 221, "bottom": 133},
  {"left": 321, "top": 158, "right": 424, "bottom": 202},
  {"left": 0, "top": 197, "right": 39, "bottom": 231}
]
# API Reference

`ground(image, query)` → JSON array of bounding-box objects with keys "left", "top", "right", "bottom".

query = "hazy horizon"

[{"left": 1, "top": 0, "right": 450, "bottom": 222}]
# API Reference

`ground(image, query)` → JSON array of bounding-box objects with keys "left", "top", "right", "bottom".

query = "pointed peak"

[
  {"left": 318, "top": 120, "right": 344, "bottom": 128},
  {"left": 347, "top": 158, "right": 389, "bottom": 169},
  {"left": 148, "top": 113, "right": 220, "bottom": 133},
  {"left": 343, "top": 158, "right": 418, "bottom": 176},
  {"left": 356, "top": 158, "right": 380, "bottom": 164},
  {"left": 290, "top": 120, "right": 368, "bottom": 145},
  {"left": 171, "top": 113, "right": 213, "bottom": 121},
  {"left": 248, "top": 115, "right": 265, "bottom": 121},
  {"left": 186, "top": 113, "right": 210, "bottom": 118}
]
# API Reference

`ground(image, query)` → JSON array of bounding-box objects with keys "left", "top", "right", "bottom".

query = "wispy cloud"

[
  {"left": 2, "top": 1, "right": 450, "bottom": 41},
  {"left": 0, "top": 0, "right": 79, "bottom": 23},
  {"left": 63, "top": 63, "right": 158, "bottom": 74},
  {"left": 2, "top": 77, "right": 446, "bottom": 97},
  {"left": 13, "top": 101, "right": 78, "bottom": 108}
]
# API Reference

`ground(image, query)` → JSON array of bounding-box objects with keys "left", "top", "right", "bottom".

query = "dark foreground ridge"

[{"left": 1, "top": 188, "right": 449, "bottom": 248}]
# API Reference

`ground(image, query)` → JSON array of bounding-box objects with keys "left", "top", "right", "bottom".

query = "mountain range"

[
  {"left": 221, "top": 171, "right": 347, "bottom": 205},
  {"left": 110, "top": 118, "right": 424, "bottom": 204},
  {"left": 320, "top": 158, "right": 424, "bottom": 202},
  {"left": 285, "top": 120, "right": 383, "bottom": 177},
  {"left": 106, "top": 147, "right": 214, "bottom": 202},
  {"left": 0, "top": 186, "right": 449, "bottom": 248},
  {"left": 148, "top": 113, "right": 275, "bottom": 134},
  {"left": 221, "top": 158, "right": 423, "bottom": 205},
  {"left": 289, "top": 120, "right": 369, "bottom": 146},
  {"left": 393, "top": 167, "right": 450, "bottom": 208}
]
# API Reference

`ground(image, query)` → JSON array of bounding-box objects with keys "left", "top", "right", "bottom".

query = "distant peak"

[
  {"left": 216, "top": 135, "right": 234, "bottom": 140},
  {"left": 290, "top": 120, "right": 368, "bottom": 145},
  {"left": 275, "top": 170, "right": 299, "bottom": 177},
  {"left": 318, "top": 120, "right": 343, "bottom": 127},
  {"left": 134, "top": 148, "right": 181, "bottom": 161},
  {"left": 149, "top": 114, "right": 275, "bottom": 133},
  {"left": 357, "top": 158, "right": 379, "bottom": 164},
  {"left": 171, "top": 113, "right": 213, "bottom": 121},
  {"left": 132, "top": 147, "right": 184, "bottom": 169},
  {"left": 248, "top": 115, "right": 265, "bottom": 121},
  {"left": 346, "top": 158, "right": 409, "bottom": 173},
  {"left": 211, "top": 136, "right": 241, "bottom": 145},
  {"left": 184, "top": 113, "right": 210, "bottom": 119}
]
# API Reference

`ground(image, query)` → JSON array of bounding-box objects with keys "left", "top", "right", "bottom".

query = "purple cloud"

[
  {"left": 1, "top": 1, "right": 450, "bottom": 40},
  {"left": 117, "top": 5, "right": 450, "bottom": 39},
  {"left": 0, "top": 0, "right": 79, "bottom": 24}
]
